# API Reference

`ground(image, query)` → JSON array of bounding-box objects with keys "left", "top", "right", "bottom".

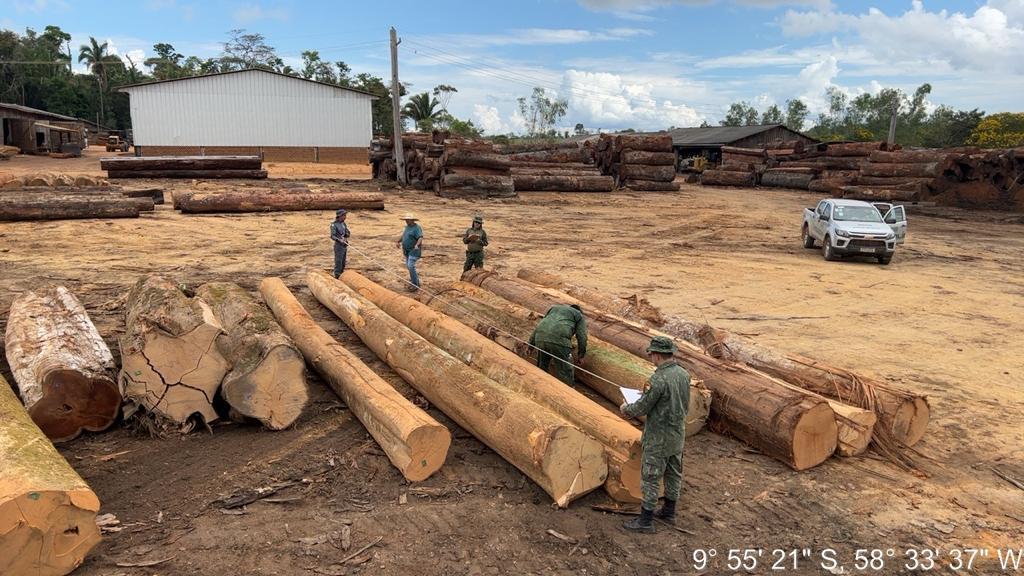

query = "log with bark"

[
  {"left": 193, "top": 282, "right": 308, "bottom": 430},
  {"left": 462, "top": 269, "right": 838, "bottom": 470},
  {"left": 825, "top": 142, "right": 895, "bottom": 157},
  {"left": 441, "top": 150, "right": 512, "bottom": 171},
  {"left": 614, "top": 134, "right": 673, "bottom": 152},
  {"left": 0, "top": 193, "right": 154, "bottom": 212},
  {"left": 620, "top": 150, "right": 676, "bottom": 165},
  {"left": 512, "top": 174, "right": 615, "bottom": 192},
  {"left": 0, "top": 198, "right": 143, "bottom": 221},
  {"left": 764, "top": 166, "right": 819, "bottom": 175},
  {"left": 624, "top": 181, "right": 681, "bottom": 191},
  {"left": 720, "top": 160, "right": 757, "bottom": 171},
  {"left": 841, "top": 186, "right": 922, "bottom": 202},
  {"left": 439, "top": 174, "right": 515, "bottom": 195},
  {"left": 507, "top": 149, "right": 592, "bottom": 163},
  {"left": 100, "top": 155, "right": 262, "bottom": 171},
  {"left": 259, "top": 278, "right": 450, "bottom": 480},
  {"left": 701, "top": 169, "right": 755, "bottom": 187},
  {"left": 868, "top": 149, "right": 975, "bottom": 164},
  {"left": 522, "top": 270, "right": 929, "bottom": 448},
  {"left": 720, "top": 146, "right": 768, "bottom": 158},
  {"left": 510, "top": 167, "right": 601, "bottom": 177},
  {"left": 495, "top": 141, "right": 583, "bottom": 154},
  {"left": 760, "top": 172, "right": 815, "bottom": 190},
  {"left": 855, "top": 177, "right": 933, "bottom": 189},
  {"left": 860, "top": 162, "right": 940, "bottom": 178},
  {"left": 511, "top": 161, "right": 595, "bottom": 170},
  {"left": 0, "top": 373, "right": 102, "bottom": 576},
  {"left": 307, "top": 271, "right": 607, "bottom": 507},
  {"left": 617, "top": 164, "right": 677, "bottom": 182},
  {"left": 778, "top": 158, "right": 864, "bottom": 170},
  {"left": 807, "top": 179, "right": 851, "bottom": 195},
  {"left": 118, "top": 276, "right": 230, "bottom": 428},
  {"left": 4, "top": 286, "right": 120, "bottom": 442},
  {"left": 107, "top": 169, "right": 268, "bottom": 179},
  {"left": 2, "top": 186, "right": 164, "bottom": 204},
  {"left": 177, "top": 191, "right": 384, "bottom": 213}
]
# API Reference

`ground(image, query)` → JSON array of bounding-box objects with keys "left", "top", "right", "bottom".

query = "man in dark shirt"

[{"left": 330, "top": 209, "right": 350, "bottom": 278}]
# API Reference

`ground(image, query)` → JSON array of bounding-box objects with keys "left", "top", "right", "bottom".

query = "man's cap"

[
  {"left": 336, "top": 208, "right": 347, "bottom": 216},
  {"left": 472, "top": 214, "right": 484, "bottom": 224},
  {"left": 569, "top": 304, "right": 582, "bottom": 312},
  {"left": 400, "top": 213, "right": 418, "bottom": 221},
  {"left": 646, "top": 336, "right": 677, "bottom": 355}
]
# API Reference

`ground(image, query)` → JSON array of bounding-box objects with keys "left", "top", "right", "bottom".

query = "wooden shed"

[{"left": 668, "top": 124, "right": 817, "bottom": 162}]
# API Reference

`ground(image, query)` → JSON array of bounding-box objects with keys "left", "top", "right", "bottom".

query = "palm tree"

[
  {"left": 79, "top": 37, "right": 113, "bottom": 125},
  {"left": 402, "top": 92, "right": 441, "bottom": 131}
]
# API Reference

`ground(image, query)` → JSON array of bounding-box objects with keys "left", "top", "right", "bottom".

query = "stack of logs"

[
  {"left": 101, "top": 155, "right": 268, "bottom": 180},
  {"left": 766, "top": 141, "right": 895, "bottom": 193},
  {"left": 168, "top": 184, "right": 385, "bottom": 214},
  {"left": 502, "top": 140, "right": 614, "bottom": 193},
  {"left": 0, "top": 185, "right": 162, "bottom": 221},
  {"left": 595, "top": 134, "right": 680, "bottom": 191}
]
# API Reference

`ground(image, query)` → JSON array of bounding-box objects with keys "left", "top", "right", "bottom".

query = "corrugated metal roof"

[
  {"left": 119, "top": 68, "right": 378, "bottom": 99},
  {"left": 0, "top": 102, "right": 80, "bottom": 122},
  {"left": 668, "top": 124, "right": 790, "bottom": 146}
]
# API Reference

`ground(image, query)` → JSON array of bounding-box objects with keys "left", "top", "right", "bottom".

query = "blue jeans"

[{"left": 406, "top": 254, "right": 420, "bottom": 289}]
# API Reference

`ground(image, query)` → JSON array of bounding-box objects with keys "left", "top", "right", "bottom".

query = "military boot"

[
  {"left": 622, "top": 507, "right": 656, "bottom": 534},
  {"left": 654, "top": 499, "right": 676, "bottom": 522}
]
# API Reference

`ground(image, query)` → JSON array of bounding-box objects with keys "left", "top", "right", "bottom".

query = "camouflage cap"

[
  {"left": 336, "top": 208, "right": 347, "bottom": 216},
  {"left": 646, "top": 336, "right": 677, "bottom": 354},
  {"left": 472, "top": 214, "right": 484, "bottom": 224}
]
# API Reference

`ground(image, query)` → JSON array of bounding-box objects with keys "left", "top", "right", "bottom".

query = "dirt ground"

[{"left": 1, "top": 152, "right": 1022, "bottom": 575}]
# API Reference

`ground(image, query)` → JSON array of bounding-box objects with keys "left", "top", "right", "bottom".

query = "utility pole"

[
  {"left": 390, "top": 27, "right": 406, "bottom": 184},
  {"left": 886, "top": 99, "right": 898, "bottom": 146}
]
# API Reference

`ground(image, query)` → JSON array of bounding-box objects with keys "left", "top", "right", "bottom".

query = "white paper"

[{"left": 621, "top": 387, "right": 643, "bottom": 404}]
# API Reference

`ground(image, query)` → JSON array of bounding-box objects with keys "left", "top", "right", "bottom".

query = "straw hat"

[{"left": 400, "top": 213, "right": 418, "bottom": 221}]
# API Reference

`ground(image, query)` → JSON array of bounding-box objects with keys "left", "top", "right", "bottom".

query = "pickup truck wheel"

[
  {"left": 877, "top": 255, "right": 892, "bottom": 265},
  {"left": 822, "top": 236, "right": 838, "bottom": 261},
  {"left": 801, "top": 225, "right": 816, "bottom": 248}
]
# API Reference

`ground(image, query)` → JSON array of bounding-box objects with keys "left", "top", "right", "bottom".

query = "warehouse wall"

[
  {"left": 123, "top": 69, "right": 373, "bottom": 149},
  {"left": 136, "top": 145, "right": 366, "bottom": 164}
]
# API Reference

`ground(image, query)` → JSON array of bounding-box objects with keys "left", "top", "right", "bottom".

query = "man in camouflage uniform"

[
  {"left": 330, "top": 209, "right": 351, "bottom": 278},
  {"left": 528, "top": 304, "right": 587, "bottom": 385},
  {"left": 462, "top": 214, "right": 488, "bottom": 272},
  {"left": 620, "top": 336, "right": 690, "bottom": 533}
]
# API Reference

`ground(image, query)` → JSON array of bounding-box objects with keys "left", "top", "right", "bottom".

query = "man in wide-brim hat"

[{"left": 395, "top": 214, "right": 423, "bottom": 291}]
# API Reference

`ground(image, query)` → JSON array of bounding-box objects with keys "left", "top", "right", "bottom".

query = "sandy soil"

[{"left": 0, "top": 157, "right": 1022, "bottom": 575}]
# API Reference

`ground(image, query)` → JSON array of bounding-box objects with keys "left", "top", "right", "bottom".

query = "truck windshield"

[{"left": 833, "top": 206, "right": 882, "bottom": 222}]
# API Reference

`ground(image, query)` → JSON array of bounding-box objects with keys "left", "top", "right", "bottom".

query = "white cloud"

[
  {"left": 233, "top": 3, "right": 289, "bottom": 24},
  {"left": 426, "top": 28, "right": 653, "bottom": 49},
  {"left": 578, "top": 0, "right": 831, "bottom": 19},
  {"left": 562, "top": 69, "right": 704, "bottom": 129}
]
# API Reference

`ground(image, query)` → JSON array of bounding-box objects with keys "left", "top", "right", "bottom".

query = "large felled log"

[
  {"left": 194, "top": 282, "right": 308, "bottom": 430},
  {"left": 0, "top": 198, "right": 142, "bottom": 221},
  {"left": 101, "top": 155, "right": 262, "bottom": 171},
  {"left": 0, "top": 193, "right": 154, "bottom": 213},
  {"left": 760, "top": 172, "right": 814, "bottom": 190},
  {"left": 427, "top": 282, "right": 711, "bottom": 439},
  {"left": 720, "top": 146, "right": 768, "bottom": 158},
  {"left": 624, "top": 181, "right": 681, "bottom": 191},
  {"left": 463, "top": 270, "right": 838, "bottom": 470},
  {"left": 178, "top": 191, "right": 384, "bottom": 213},
  {"left": 825, "top": 142, "right": 893, "bottom": 157},
  {"left": 701, "top": 169, "right": 754, "bottom": 187},
  {"left": 620, "top": 150, "right": 676, "bottom": 165},
  {"left": 259, "top": 278, "right": 450, "bottom": 480},
  {"left": 107, "top": 169, "right": 268, "bottom": 179},
  {"left": 508, "top": 149, "right": 592, "bottom": 163},
  {"left": 4, "top": 286, "right": 120, "bottom": 442},
  {"left": 440, "top": 174, "right": 515, "bottom": 194},
  {"left": 614, "top": 135, "right": 673, "bottom": 152},
  {"left": 342, "top": 272, "right": 643, "bottom": 500},
  {"left": 511, "top": 161, "right": 595, "bottom": 170},
  {"left": 441, "top": 150, "right": 512, "bottom": 171},
  {"left": 510, "top": 167, "right": 601, "bottom": 177},
  {"left": 860, "top": 162, "right": 939, "bottom": 178},
  {"left": 307, "top": 271, "right": 607, "bottom": 507},
  {"left": 119, "top": 276, "right": 230, "bottom": 427},
  {"left": 779, "top": 158, "right": 864, "bottom": 170},
  {"left": 512, "top": 174, "right": 614, "bottom": 192},
  {"left": 841, "top": 186, "right": 922, "bottom": 202},
  {"left": 618, "top": 164, "right": 676, "bottom": 182},
  {"left": 0, "top": 374, "right": 102, "bottom": 576},
  {"left": 2, "top": 186, "right": 164, "bottom": 205},
  {"left": 808, "top": 179, "right": 851, "bottom": 195},
  {"left": 527, "top": 270, "right": 928, "bottom": 448},
  {"left": 495, "top": 141, "right": 582, "bottom": 154}
]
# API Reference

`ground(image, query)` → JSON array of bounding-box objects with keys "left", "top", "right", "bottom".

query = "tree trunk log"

[
  {"left": 4, "top": 286, "right": 120, "bottom": 442},
  {"left": 807, "top": 179, "right": 850, "bottom": 194},
  {"left": 440, "top": 174, "right": 515, "bottom": 194},
  {"left": 307, "top": 271, "right": 607, "bottom": 507},
  {"left": 118, "top": 276, "right": 230, "bottom": 427},
  {"left": 462, "top": 269, "right": 838, "bottom": 470},
  {"left": 868, "top": 150, "right": 972, "bottom": 163},
  {"left": 507, "top": 149, "right": 592, "bottom": 163},
  {"left": 825, "top": 142, "right": 892, "bottom": 157},
  {"left": 856, "top": 176, "right": 934, "bottom": 188},
  {"left": 0, "top": 198, "right": 142, "bottom": 221},
  {"left": 495, "top": 141, "right": 582, "bottom": 153},
  {"left": 194, "top": 282, "right": 308, "bottom": 430},
  {"left": 342, "top": 271, "right": 644, "bottom": 500},
  {"left": 259, "top": 278, "right": 450, "bottom": 481},
  {"left": 510, "top": 168, "right": 601, "bottom": 177},
  {"left": 620, "top": 151, "right": 676, "bottom": 165},
  {"left": 107, "top": 169, "right": 268, "bottom": 179},
  {"left": 779, "top": 158, "right": 864, "bottom": 170},
  {"left": 512, "top": 175, "right": 614, "bottom": 192},
  {"left": 2, "top": 186, "right": 164, "bottom": 204},
  {"left": 623, "top": 181, "right": 681, "bottom": 191},
  {"left": 177, "top": 192, "right": 384, "bottom": 213},
  {"left": 842, "top": 186, "right": 922, "bottom": 202},
  {"left": 760, "top": 172, "right": 814, "bottom": 190},
  {"left": 0, "top": 373, "right": 102, "bottom": 576},
  {"left": 860, "top": 162, "right": 939, "bottom": 178},
  {"left": 441, "top": 150, "right": 512, "bottom": 171},
  {"left": 511, "top": 161, "right": 595, "bottom": 170},
  {"left": 618, "top": 164, "right": 677, "bottom": 182},
  {"left": 701, "top": 169, "right": 755, "bottom": 187},
  {"left": 614, "top": 135, "right": 673, "bottom": 152},
  {"left": 0, "top": 194, "right": 154, "bottom": 212},
  {"left": 100, "top": 155, "right": 262, "bottom": 171},
  {"left": 720, "top": 146, "right": 768, "bottom": 158}
]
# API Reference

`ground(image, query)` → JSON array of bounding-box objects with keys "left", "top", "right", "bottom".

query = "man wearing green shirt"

[
  {"left": 528, "top": 304, "right": 587, "bottom": 385},
  {"left": 620, "top": 336, "right": 691, "bottom": 534},
  {"left": 395, "top": 214, "right": 423, "bottom": 291},
  {"left": 462, "top": 214, "right": 488, "bottom": 272}
]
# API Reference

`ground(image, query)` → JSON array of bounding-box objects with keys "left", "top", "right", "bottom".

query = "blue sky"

[{"left": 5, "top": 0, "right": 1023, "bottom": 133}]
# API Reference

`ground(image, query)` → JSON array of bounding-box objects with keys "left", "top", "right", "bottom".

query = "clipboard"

[{"left": 621, "top": 387, "right": 643, "bottom": 404}]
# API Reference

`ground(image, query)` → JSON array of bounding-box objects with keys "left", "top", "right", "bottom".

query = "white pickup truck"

[{"left": 801, "top": 199, "right": 907, "bottom": 265}]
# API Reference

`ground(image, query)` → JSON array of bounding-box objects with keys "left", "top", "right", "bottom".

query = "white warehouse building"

[{"left": 119, "top": 68, "right": 375, "bottom": 163}]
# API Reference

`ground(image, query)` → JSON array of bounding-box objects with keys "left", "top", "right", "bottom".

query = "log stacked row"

[
  {"left": 0, "top": 186, "right": 159, "bottom": 221},
  {"left": 594, "top": 134, "right": 679, "bottom": 191},
  {"left": 169, "top": 186, "right": 385, "bottom": 213},
  {"left": 101, "top": 155, "right": 268, "bottom": 180},
  {"left": 504, "top": 142, "right": 613, "bottom": 193}
]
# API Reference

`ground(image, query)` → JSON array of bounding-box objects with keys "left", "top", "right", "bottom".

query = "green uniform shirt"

[
  {"left": 463, "top": 226, "right": 488, "bottom": 252},
  {"left": 529, "top": 304, "right": 587, "bottom": 357},
  {"left": 623, "top": 360, "right": 690, "bottom": 458},
  {"left": 401, "top": 223, "right": 423, "bottom": 258}
]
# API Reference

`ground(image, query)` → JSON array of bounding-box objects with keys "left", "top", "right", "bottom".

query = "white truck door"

[
  {"left": 816, "top": 201, "right": 831, "bottom": 239},
  {"left": 883, "top": 206, "right": 908, "bottom": 244}
]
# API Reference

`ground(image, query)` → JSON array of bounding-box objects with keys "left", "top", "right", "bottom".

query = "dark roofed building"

[
  {"left": 669, "top": 124, "right": 817, "bottom": 161},
  {"left": 0, "top": 103, "right": 85, "bottom": 155}
]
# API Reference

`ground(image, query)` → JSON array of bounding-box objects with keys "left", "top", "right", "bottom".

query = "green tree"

[
  {"left": 918, "top": 106, "right": 984, "bottom": 148},
  {"left": 221, "top": 29, "right": 278, "bottom": 70},
  {"left": 784, "top": 99, "right": 809, "bottom": 132},
  {"left": 720, "top": 101, "right": 759, "bottom": 126},
  {"left": 516, "top": 87, "right": 568, "bottom": 136},
  {"left": 301, "top": 50, "right": 337, "bottom": 84},
  {"left": 402, "top": 92, "right": 441, "bottom": 131},
  {"left": 574, "top": 122, "right": 588, "bottom": 136},
  {"left": 145, "top": 43, "right": 184, "bottom": 79},
  {"left": 78, "top": 37, "right": 122, "bottom": 125},
  {"left": 967, "top": 113, "right": 1024, "bottom": 148},
  {"left": 760, "top": 104, "right": 784, "bottom": 125}
]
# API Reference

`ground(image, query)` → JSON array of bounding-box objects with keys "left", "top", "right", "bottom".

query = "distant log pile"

[
  {"left": 1, "top": 172, "right": 108, "bottom": 188},
  {"left": 594, "top": 134, "right": 679, "bottom": 191},
  {"left": 101, "top": 155, "right": 267, "bottom": 179},
  {"left": 167, "top": 185, "right": 384, "bottom": 214},
  {"left": 0, "top": 190, "right": 155, "bottom": 222}
]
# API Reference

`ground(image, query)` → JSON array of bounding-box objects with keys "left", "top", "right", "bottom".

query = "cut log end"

[
  {"left": 605, "top": 452, "right": 642, "bottom": 503},
  {"left": 541, "top": 426, "right": 608, "bottom": 508},
  {"left": 0, "top": 489, "right": 101, "bottom": 576},
  {"left": 29, "top": 370, "right": 121, "bottom": 442},
  {"left": 791, "top": 402, "right": 839, "bottom": 470},
  {"left": 890, "top": 397, "right": 930, "bottom": 447},
  {"left": 403, "top": 425, "right": 454, "bottom": 482},
  {"left": 220, "top": 344, "right": 308, "bottom": 430}
]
